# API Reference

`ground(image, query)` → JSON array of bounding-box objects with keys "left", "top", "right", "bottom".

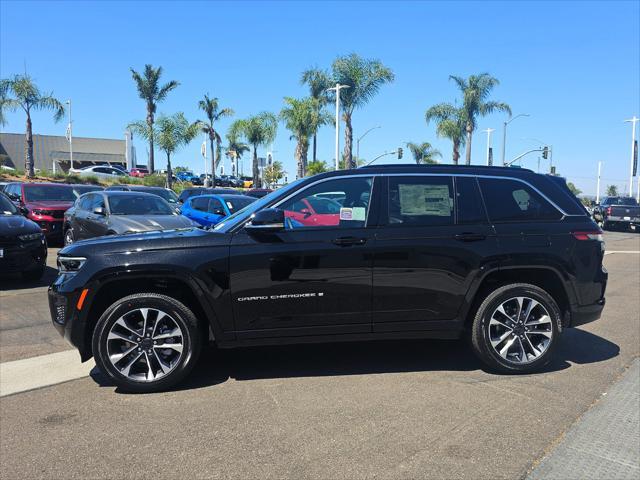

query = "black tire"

[
  {"left": 64, "top": 228, "right": 74, "bottom": 246},
  {"left": 92, "top": 293, "right": 202, "bottom": 393},
  {"left": 470, "top": 283, "right": 562, "bottom": 374},
  {"left": 22, "top": 265, "right": 45, "bottom": 281}
]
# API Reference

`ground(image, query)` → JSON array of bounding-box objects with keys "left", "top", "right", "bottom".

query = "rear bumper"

[{"left": 570, "top": 298, "right": 606, "bottom": 327}]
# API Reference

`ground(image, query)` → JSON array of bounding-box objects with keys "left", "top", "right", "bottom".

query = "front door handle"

[
  {"left": 454, "top": 232, "right": 486, "bottom": 242},
  {"left": 332, "top": 236, "right": 367, "bottom": 246}
]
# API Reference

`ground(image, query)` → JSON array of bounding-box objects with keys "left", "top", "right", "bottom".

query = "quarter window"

[
  {"left": 279, "top": 177, "right": 373, "bottom": 229},
  {"left": 387, "top": 176, "right": 454, "bottom": 226},
  {"left": 478, "top": 178, "right": 562, "bottom": 222}
]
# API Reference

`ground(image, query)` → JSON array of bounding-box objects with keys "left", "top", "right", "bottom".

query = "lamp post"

[
  {"left": 501, "top": 113, "right": 530, "bottom": 165},
  {"left": 624, "top": 116, "right": 638, "bottom": 198},
  {"left": 356, "top": 126, "right": 381, "bottom": 164},
  {"left": 65, "top": 100, "right": 73, "bottom": 170},
  {"left": 327, "top": 83, "right": 350, "bottom": 170},
  {"left": 482, "top": 128, "right": 495, "bottom": 166}
]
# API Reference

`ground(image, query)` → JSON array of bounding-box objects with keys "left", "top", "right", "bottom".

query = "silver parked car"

[{"left": 70, "top": 165, "right": 129, "bottom": 180}]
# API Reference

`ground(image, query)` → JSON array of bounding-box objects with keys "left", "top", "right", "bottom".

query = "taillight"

[
  {"left": 606, "top": 207, "right": 612, "bottom": 215},
  {"left": 572, "top": 230, "right": 603, "bottom": 241}
]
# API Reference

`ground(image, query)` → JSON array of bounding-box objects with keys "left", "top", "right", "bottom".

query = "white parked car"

[{"left": 70, "top": 165, "right": 129, "bottom": 180}]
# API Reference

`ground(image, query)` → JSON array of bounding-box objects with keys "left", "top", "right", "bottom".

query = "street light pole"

[
  {"left": 596, "top": 161, "right": 602, "bottom": 204},
  {"left": 501, "top": 113, "right": 530, "bottom": 166},
  {"left": 65, "top": 100, "right": 73, "bottom": 170},
  {"left": 624, "top": 116, "right": 638, "bottom": 198},
  {"left": 482, "top": 128, "right": 494, "bottom": 166},
  {"left": 327, "top": 83, "right": 350, "bottom": 171},
  {"left": 356, "top": 126, "right": 381, "bottom": 163}
]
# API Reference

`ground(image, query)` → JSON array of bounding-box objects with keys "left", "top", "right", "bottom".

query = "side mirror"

[
  {"left": 19, "top": 206, "right": 29, "bottom": 216},
  {"left": 93, "top": 207, "right": 106, "bottom": 216},
  {"left": 300, "top": 208, "right": 312, "bottom": 218},
  {"left": 246, "top": 208, "right": 284, "bottom": 233}
]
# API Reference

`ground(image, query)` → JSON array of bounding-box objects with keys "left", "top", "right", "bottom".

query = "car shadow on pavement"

[
  {"left": 90, "top": 327, "right": 619, "bottom": 394},
  {"left": 0, "top": 266, "right": 57, "bottom": 291}
]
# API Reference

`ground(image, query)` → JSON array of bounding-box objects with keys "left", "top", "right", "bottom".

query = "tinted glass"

[
  {"left": 456, "top": 177, "right": 487, "bottom": 224},
  {"left": 78, "top": 195, "right": 94, "bottom": 211},
  {"left": 479, "top": 178, "right": 562, "bottom": 222},
  {"left": 208, "top": 198, "right": 225, "bottom": 214},
  {"left": 280, "top": 177, "right": 373, "bottom": 229},
  {"left": 73, "top": 185, "right": 103, "bottom": 196},
  {"left": 387, "top": 176, "right": 454, "bottom": 226},
  {"left": 107, "top": 195, "right": 173, "bottom": 215},
  {"left": 220, "top": 196, "right": 255, "bottom": 214},
  {"left": 0, "top": 193, "right": 18, "bottom": 215},
  {"left": 91, "top": 195, "right": 105, "bottom": 210},
  {"left": 191, "top": 197, "right": 209, "bottom": 211},
  {"left": 23, "top": 185, "right": 76, "bottom": 202}
]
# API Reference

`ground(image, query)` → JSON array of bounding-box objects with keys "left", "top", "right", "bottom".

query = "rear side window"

[
  {"left": 191, "top": 197, "right": 209, "bottom": 212},
  {"left": 478, "top": 178, "right": 562, "bottom": 222},
  {"left": 456, "top": 177, "right": 487, "bottom": 224},
  {"left": 387, "top": 176, "right": 454, "bottom": 226}
]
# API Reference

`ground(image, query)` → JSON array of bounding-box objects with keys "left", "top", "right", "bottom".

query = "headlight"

[
  {"left": 57, "top": 256, "right": 87, "bottom": 274},
  {"left": 31, "top": 209, "right": 43, "bottom": 216},
  {"left": 18, "top": 232, "right": 44, "bottom": 241}
]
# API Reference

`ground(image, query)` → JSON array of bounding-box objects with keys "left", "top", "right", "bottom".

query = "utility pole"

[
  {"left": 624, "top": 116, "right": 638, "bottom": 197},
  {"left": 65, "top": 100, "right": 73, "bottom": 170},
  {"left": 596, "top": 161, "right": 602, "bottom": 204},
  {"left": 501, "top": 113, "right": 530, "bottom": 165},
  {"left": 327, "top": 83, "right": 350, "bottom": 171},
  {"left": 482, "top": 128, "right": 494, "bottom": 166},
  {"left": 201, "top": 135, "right": 208, "bottom": 186}
]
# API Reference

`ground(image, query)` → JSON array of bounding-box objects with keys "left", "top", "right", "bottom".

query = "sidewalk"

[{"left": 527, "top": 358, "right": 640, "bottom": 480}]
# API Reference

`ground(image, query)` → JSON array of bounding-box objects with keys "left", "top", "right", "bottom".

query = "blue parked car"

[
  {"left": 180, "top": 194, "right": 256, "bottom": 227},
  {"left": 176, "top": 171, "right": 202, "bottom": 185}
]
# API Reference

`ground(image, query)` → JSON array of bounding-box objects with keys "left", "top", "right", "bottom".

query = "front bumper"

[{"left": 0, "top": 240, "right": 47, "bottom": 273}]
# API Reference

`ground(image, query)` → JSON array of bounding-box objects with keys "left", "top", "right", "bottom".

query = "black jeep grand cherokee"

[{"left": 49, "top": 165, "right": 607, "bottom": 392}]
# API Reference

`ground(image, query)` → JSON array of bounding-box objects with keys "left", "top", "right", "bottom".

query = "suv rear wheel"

[
  {"left": 92, "top": 293, "right": 202, "bottom": 392},
  {"left": 470, "top": 283, "right": 561, "bottom": 373}
]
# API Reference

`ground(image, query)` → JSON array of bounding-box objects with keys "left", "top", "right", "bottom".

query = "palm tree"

[
  {"left": 263, "top": 160, "right": 286, "bottom": 187},
  {"left": 425, "top": 103, "right": 466, "bottom": 165},
  {"left": 306, "top": 160, "right": 329, "bottom": 176},
  {"left": 405, "top": 142, "right": 442, "bottom": 164},
  {"left": 0, "top": 74, "right": 65, "bottom": 177},
  {"left": 225, "top": 131, "right": 250, "bottom": 177},
  {"left": 300, "top": 67, "right": 332, "bottom": 162},
  {"left": 197, "top": 94, "right": 234, "bottom": 185},
  {"left": 129, "top": 113, "right": 198, "bottom": 189},
  {"left": 331, "top": 54, "right": 394, "bottom": 169},
  {"left": 229, "top": 112, "right": 277, "bottom": 188},
  {"left": 130, "top": 64, "right": 179, "bottom": 173},
  {"left": 280, "top": 97, "right": 331, "bottom": 179},
  {"left": 448, "top": 73, "right": 511, "bottom": 165}
]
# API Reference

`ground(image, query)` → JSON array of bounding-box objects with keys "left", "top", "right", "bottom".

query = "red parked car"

[
  {"left": 3, "top": 183, "right": 76, "bottom": 240},
  {"left": 283, "top": 196, "right": 342, "bottom": 226},
  {"left": 130, "top": 167, "right": 149, "bottom": 178}
]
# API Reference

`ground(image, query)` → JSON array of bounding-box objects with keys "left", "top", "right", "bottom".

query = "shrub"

[{"left": 143, "top": 174, "right": 166, "bottom": 187}]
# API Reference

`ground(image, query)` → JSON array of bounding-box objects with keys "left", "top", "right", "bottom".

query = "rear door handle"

[
  {"left": 454, "top": 233, "right": 486, "bottom": 242},
  {"left": 332, "top": 236, "right": 367, "bottom": 246}
]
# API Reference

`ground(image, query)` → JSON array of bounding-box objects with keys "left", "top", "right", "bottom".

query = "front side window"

[
  {"left": 78, "top": 195, "right": 94, "bottom": 211},
  {"left": 387, "top": 176, "right": 454, "bottom": 226},
  {"left": 208, "top": 198, "right": 225, "bottom": 215},
  {"left": 279, "top": 176, "right": 373, "bottom": 229},
  {"left": 191, "top": 197, "right": 209, "bottom": 212},
  {"left": 478, "top": 178, "right": 562, "bottom": 222}
]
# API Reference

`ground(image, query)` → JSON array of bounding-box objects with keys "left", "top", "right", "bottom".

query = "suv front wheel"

[
  {"left": 92, "top": 293, "right": 202, "bottom": 392},
  {"left": 470, "top": 283, "right": 561, "bottom": 373}
]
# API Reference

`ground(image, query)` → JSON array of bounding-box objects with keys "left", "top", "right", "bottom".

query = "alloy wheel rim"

[
  {"left": 106, "top": 308, "right": 184, "bottom": 382},
  {"left": 488, "top": 296, "right": 553, "bottom": 364},
  {"left": 64, "top": 230, "right": 73, "bottom": 245}
]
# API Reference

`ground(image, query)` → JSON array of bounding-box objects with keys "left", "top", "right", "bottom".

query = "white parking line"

[
  {"left": 604, "top": 251, "right": 640, "bottom": 255},
  {"left": 0, "top": 350, "right": 94, "bottom": 397}
]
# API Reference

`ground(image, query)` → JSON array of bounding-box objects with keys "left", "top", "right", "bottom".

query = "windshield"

[
  {"left": 0, "top": 193, "right": 18, "bottom": 215},
  {"left": 213, "top": 179, "right": 304, "bottom": 232},
  {"left": 73, "top": 185, "right": 103, "bottom": 197},
  {"left": 134, "top": 188, "right": 179, "bottom": 204},
  {"left": 23, "top": 185, "right": 76, "bottom": 202},
  {"left": 107, "top": 195, "right": 175, "bottom": 215}
]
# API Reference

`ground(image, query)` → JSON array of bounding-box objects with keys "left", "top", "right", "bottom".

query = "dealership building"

[{"left": 0, "top": 131, "right": 137, "bottom": 173}]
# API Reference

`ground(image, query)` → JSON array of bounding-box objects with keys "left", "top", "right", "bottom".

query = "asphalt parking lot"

[{"left": 0, "top": 232, "right": 638, "bottom": 479}]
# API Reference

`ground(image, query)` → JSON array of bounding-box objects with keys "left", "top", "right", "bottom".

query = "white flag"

[
  {"left": 65, "top": 123, "right": 71, "bottom": 141},
  {"left": 201, "top": 141, "right": 206, "bottom": 158}
]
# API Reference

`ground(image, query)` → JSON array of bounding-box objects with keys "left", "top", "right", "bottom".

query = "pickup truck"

[{"left": 597, "top": 196, "right": 640, "bottom": 231}]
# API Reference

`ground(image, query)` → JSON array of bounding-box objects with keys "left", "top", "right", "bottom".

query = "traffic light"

[
  {"left": 398, "top": 147, "right": 403, "bottom": 159},
  {"left": 542, "top": 146, "right": 549, "bottom": 159}
]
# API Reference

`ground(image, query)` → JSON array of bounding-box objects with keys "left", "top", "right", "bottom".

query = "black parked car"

[
  {"left": 71, "top": 184, "right": 104, "bottom": 198},
  {"left": 63, "top": 191, "right": 196, "bottom": 245},
  {"left": 0, "top": 192, "right": 47, "bottom": 280},
  {"left": 177, "top": 187, "right": 236, "bottom": 204},
  {"left": 50, "top": 165, "right": 607, "bottom": 392}
]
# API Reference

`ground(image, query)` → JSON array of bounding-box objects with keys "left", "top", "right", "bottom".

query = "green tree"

[
  {"left": 229, "top": 112, "right": 277, "bottom": 188},
  {"left": 280, "top": 96, "right": 331, "bottom": 179},
  {"left": 263, "top": 160, "right": 285, "bottom": 187},
  {"left": 425, "top": 103, "right": 466, "bottom": 165},
  {"left": 405, "top": 141, "right": 441, "bottom": 164},
  {"left": 173, "top": 165, "right": 190, "bottom": 173},
  {"left": 129, "top": 113, "right": 199, "bottom": 189},
  {"left": 0, "top": 74, "right": 65, "bottom": 177},
  {"left": 567, "top": 181, "right": 582, "bottom": 197},
  {"left": 224, "top": 131, "right": 250, "bottom": 177},
  {"left": 331, "top": 54, "right": 394, "bottom": 169},
  {"left": 197, "top": 94, "right": 233, "bottom": 185},
  {"left": 306, "top": 160, "right": 329, "bottom": 176},
  {"left": 606, "top": 184, "right": 619, "bottom": 196},
  {"left": 130, "top": 64, "right": 179, "bottom": 173},
  {"left": 448, "top": 73, "right": 511, "bottom": 165},
  {"left": 300, "top": 67, "right": 332, "bottom": 162}
]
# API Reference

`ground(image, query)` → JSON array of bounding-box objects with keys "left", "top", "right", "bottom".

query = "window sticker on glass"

[
  {"left": 339, "top": 208, "right": 353, "bottom": 220},
  {"left": 351, "top": 207, "right": 366, "bottom": 221},
  {"left": 399, "top": 184, "right": 451, "bottom": 216},
  {"left": 226, "top": 201, "right": 233, "bottom": 209}
]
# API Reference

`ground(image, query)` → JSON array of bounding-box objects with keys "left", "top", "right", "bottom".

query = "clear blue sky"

[{"left": 1, "top": 0, "right": 638, "bottom": 195}]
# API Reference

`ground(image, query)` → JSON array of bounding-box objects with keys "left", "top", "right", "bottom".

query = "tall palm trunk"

[
  {"left": 252, "top": 145, "right": 260, "bottom": 188},
  {"left": 312, "top": 133, "right": 317, "bottom": 162},
  {"left": 343, "top": 113, "right": 354, "bottom": 169},
  {"left": 25, "top": 113, "right": 34, "bottom": 178},
  {"left": 166, "top": 152, "right": 173, "bottom": 189},
  {"left": 147, "top": 109, "right": 155, "bottom": 173},
  {"left": 216, "top": 141, "right": 222, "bottom": 176},
  {"left": 295, "top": 141, "right": 304, "bottom": 179},
  {"left": 209, "top": 133, "right": 216, "bottom": 186},
  {"left": 465, "top": 124, "right": 473, "bottom": 165},
  {"left": 452, "top": 140, "right": 460, "bottom": 165}
]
